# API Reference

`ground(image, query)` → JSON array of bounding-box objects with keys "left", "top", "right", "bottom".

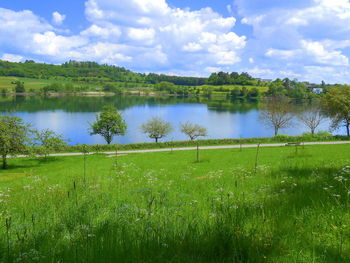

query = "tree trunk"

[
  {"left": 155, "top": 138, "right": 158, "bottom": 143},
  {"left": 274, "top": 128, "right": 278, "bottom": 136},
  {"left": 2, "top": 154, "right": 7, "bottom": 169},
  {"left": 311, "top": 128, "right": 315, "bottom": 135},
  {"left": 347, "top": 123, "right": 350, "bottom": 136}
]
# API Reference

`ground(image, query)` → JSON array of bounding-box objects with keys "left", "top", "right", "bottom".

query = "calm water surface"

[{"left": 0, "top": 95, "right": 343, "bottom": 145}]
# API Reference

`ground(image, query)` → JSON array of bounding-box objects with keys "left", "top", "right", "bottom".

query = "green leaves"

[
  {"left": 322, "top": 86, "right": 350, "bottom": 135},
  {"left": 32, "top": 129, "right": 68, "bottom": 158},
  {"left": 0, "top": 115, "right": 31, "bottom": 169},
  {"left": 90, "top": 105, "right": 127, "bottom": 144}
]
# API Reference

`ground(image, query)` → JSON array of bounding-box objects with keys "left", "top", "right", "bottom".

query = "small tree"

[
  {"left": 0, "top": 115, "right": 30, "bottom": 169},
  {"left": 32, "top": 129, "right": 68, "bottom": 158},
  {"left": 322, "top": 86, "right": 350, "bottom": 136},
  {"left": 90, "top": 105, "right": 127, "bottom": 144},
  {"left": 15, "top": 81, "right": 25, "bottom": 93},
  {"left": 180, "top": 122, "right": 207, "bottom": 141},
  {"left": 298, "top": 106, "right": 325, "bottom": 134},
  {"left": 259, "top": 96, "right": 294, "bottom": 136},
  {"left": 141, "top": 117, "right": 172, "bottom": 143}
]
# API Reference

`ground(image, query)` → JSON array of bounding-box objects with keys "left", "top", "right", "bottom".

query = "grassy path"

[{"left": 14, "top": 140, "right": 350, "bottom": 157}]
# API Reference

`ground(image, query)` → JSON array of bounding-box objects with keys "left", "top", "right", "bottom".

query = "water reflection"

[{"left": 0, "top": 95, "right": 344, "bottom": 145}]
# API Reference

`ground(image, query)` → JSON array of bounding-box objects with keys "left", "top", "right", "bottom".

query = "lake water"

[{"left": 0, "top": 95, "right": 344, "bottom": 145}]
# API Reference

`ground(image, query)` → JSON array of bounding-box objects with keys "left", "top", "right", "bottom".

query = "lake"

[{"left": 0, "top": 95, "right": 343, "bottom": 145}]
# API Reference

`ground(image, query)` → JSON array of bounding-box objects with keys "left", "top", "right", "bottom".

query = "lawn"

[{"left": 0, "top": 144, "right": 349, "bottom": 262}]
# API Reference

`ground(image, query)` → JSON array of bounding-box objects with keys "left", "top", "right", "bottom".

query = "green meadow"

[
  {"left": 0, "top": 144, "right": 350, "bottom": 262},
  {"left": 0, "top": 76, "right": 102, "bottom": 92}
]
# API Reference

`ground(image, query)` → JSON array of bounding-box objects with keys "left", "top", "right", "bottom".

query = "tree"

[
  {"left": 321, "top": 86, "right": 350, "bottom": 136},
  {"left": 180, "top": 122, "right": 207, "bottom": 141},
  {"left": 259, "top": 96, "right": 294, "bottom": 136},
  {"left": 298, "top": 106, "right": 325, "bottom": 134},
  {"left": 90, "top": 105, "right": 127, "bottom": 144},
  {"left": 141, "top": 117, "right": 172, "bottom": 143},
  {"left": 15, "top": 81, "right": 25, "bottom": 93},
  {"left": 266, "top": 80, "right": 286, "bottom": 97},
  {"left": 32, "top": 129, "right": 68, "bottom": 158},
  {"left": 0, "top": 115, "right": 30, "bottom": 169},
  {"left": 103, "top": 84, "right": 123, "bottom": 94}
]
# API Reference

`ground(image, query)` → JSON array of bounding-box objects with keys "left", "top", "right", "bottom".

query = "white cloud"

[
  {"left": 82, "top": 0, "right": 246, "bottom": 72},
  {"left": 237, "top": 0, "right": 350, "bottom": 82},
  {"left": 81, "top": 24, "right": 121, "bottom": 39},
  {"left": 32, "top": 31, "right": 87, "bottom": 56},
  {"left": 0, "top": 2, "right": 246, "bottom": 75},
  {"left": 301, "top": 40, "right": 349, "bottom": 66},
  {"left": 0, "top": 8, "right": 52, "bottom": 50},
  {"left": 183, "top": 42, "right": 202, "bottom": 52},
  {"left": 1, "top": 53, "right": 24, "bottom": 62},
  {"left": 127, "top": 27, "right": 155, "bottom": 44},
  {"left": 247, "top": 67, "right": 273, "bottom": 76},
  {"left": 265, "top": 49, "right": 299, "bottom": 59},
  {"left": 205, "top": 66, "right": 222, "bottom": 73},
  {"left": 52, "top": 11, "right": 66, "bottom": 25},
  {"left": 3, "top": 0, "right": 350, "bottom": 83}
]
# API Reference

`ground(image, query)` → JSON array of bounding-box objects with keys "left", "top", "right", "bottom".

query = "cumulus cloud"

[
  {"left": 2, "top": 0, "right": 350, "bottom": 82},
  {"left": 237, "top": 0, "right": 350, "bottom": 82},
  {"left": 0, "top": 1, "right": 246, "bottom": 75},
  {"left": 1, "top": 53, "right": 24, "bottom": 62},
  {"left": 80, "top": 24, "right": 121, "bottom": 40},
  {"left": 82, "top": 0, "right": 246, "bottom": 71},
  {"left": 52, "top": 11, "right": 66, "bottom": 25}
]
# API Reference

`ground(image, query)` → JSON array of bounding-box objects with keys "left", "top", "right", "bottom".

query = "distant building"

[{"left": 312, "top": 88, "right": 323, "bottom": 94}]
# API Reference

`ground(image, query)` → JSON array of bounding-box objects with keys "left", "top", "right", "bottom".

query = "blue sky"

[{"left": 1, "top": 0, "right": 350, "bottom": 83}]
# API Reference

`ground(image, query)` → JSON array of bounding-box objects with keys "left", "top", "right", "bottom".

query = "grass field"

[
  {"left": 0, "top": 144, "right": 350, "bottom": 262},
  {"left": 0, "top": 77, "right": 102, "bottom": 91}
]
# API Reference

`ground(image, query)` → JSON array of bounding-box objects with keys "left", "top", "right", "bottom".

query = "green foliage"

[
  {"left": 90, "top": 105, "right": 127, "bottom": 144},
  {"left": 322, "top": 86, "right": 350, "bottom": 136},
  {"left": 32, "top": 129, "right": 68, "bottom": 158},
  {"left": 15, "top": 81, "right": 25, "bottom": 93},
  {"left": 42, "top": 83, "right": 91, "bottom": 93},
  {"left": 141, "top": 117, "right": 173, "bottom": 143},
  {"left": 301, "top": 131, "right": 333, "bottom": 139},
  {"left": 102, "top": 84, "right": 123, "bottom": 94},
  {"left": 266, "top": 78, "right": 315, "bottom": 100},
  {"left": 0, "top": 115, "right": 30, "bottom": 169},
  {"left": 207, "top": 71, "right": 254, "bottom": 85},
  {"left": 146, "top": 73, "right": 206, "bottom": 85},
  {"left": 154, "top": 81, "right": 176, "bottom": 92}
]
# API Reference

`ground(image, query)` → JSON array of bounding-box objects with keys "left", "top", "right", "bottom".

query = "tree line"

[{"left": 0, "top": 60, "right": 270, "bottom": 87}]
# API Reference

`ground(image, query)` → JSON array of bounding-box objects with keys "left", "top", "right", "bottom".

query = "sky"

[{"left": 1, "top": 0, "right": 350, "bottom": 83}]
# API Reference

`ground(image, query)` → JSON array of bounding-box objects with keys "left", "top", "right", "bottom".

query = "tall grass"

[{"left": 0, "top": 145, "right": 350, "bottom": 262}]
